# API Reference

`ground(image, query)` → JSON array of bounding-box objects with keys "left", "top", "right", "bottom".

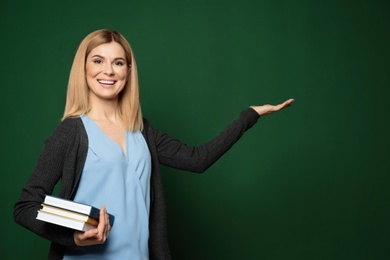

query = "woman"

[{"left": 14, "top": 29, "right": 294, "bottom": 259}]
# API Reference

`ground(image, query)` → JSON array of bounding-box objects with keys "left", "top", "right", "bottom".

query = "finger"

[
  {"left": 284, "top": 98, "right": 295, "bottom": 106},
  {"left": 273, "top": 104, "right": 285, "bottom": 111},
  {"left": 281, "top": 102, "right": 291, "bottom": 109},
  {"left": 99, "top": 205, "right": 107, "bottom": 227},
  {"left": 97, "top": 206, "right": 107, "bottom": 238},
  {"left": 277, "top": 99, "right": 294, "bottom": 110},
  {"left": 105, "top": 207, "right": 110, "bottom": 239},
  {"left": 106, "top": 207, "right": 109, "bottom": 228},
  {"left": 80, "top": 229, "right": 99, "bottom": 240},
  {"left": 74, "top": 229, "right": 99, "bottom": 246}
]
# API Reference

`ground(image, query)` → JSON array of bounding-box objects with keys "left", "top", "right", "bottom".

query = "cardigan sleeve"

[
  {"left": 14, "top": 119, "right": 81, "bottom": 246},
  {"left": 150, "top": 108, "right": 260, "bottom": 173}
]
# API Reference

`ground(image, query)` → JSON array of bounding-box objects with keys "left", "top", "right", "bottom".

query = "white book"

[
  {"left": 41, "top": 195, "right": 115, "bottom": 226},
  {"left": 43, "top": 195, "right": 100, "bottom": 218},
  {"left": 37, "top": 210, "right": 96, "bottom": 232},
  {"left": 40, "top": 204, "right": 99, "bottom": 226}
]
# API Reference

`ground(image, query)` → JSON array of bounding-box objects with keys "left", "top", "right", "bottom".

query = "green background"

[{"left": 1, "top": 0, "right": 389, "bottom": 259}]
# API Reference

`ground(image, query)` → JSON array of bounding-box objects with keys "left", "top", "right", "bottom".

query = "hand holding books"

[
  {"left": 37, "top": 195, "right": 115, "bottom": 230},
  {"left": 73, "top": 205, "right": 112, "bottom": 246},
  {"left": 36, "top": 195, "right": 114, "bottom": 246}
]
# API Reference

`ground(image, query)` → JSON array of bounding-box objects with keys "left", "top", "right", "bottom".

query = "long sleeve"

[
  {"left": 13, "top": 118, "right": 87, "bottom": 247},
  {"left": 151, "top": 108, "right": 260, "bottom": 173}
]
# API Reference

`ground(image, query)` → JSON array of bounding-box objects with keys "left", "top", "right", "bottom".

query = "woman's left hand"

[
  {"left": 73, "top": 205, "right": 111, "bottom": 246},
  {"left": 250, "top": 98, "right": 294, "bottom": 116}
]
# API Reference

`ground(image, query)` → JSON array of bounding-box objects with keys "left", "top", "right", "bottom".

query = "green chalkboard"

[{"left": 1, "top": 0, "right": 389, "bottom": 259}]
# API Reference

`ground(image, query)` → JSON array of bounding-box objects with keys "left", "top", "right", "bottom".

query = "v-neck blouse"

[{"left": 63, "top": 115, "right": 152, "bottom": 259}]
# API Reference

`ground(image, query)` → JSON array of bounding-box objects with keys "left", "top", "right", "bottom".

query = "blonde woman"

[{"left": 14, "top": 29, "right": 294, "bottom": 260}]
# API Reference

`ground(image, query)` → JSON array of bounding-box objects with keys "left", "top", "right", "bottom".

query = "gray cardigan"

[{"left": 14, "top": 108, "right": 260, "bottom": 259}]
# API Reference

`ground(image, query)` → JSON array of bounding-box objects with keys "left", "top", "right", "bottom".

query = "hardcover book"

[
  {"left": 42, "top": 195, "right": 114, "bottom": 224},
  {"left": 37, "top": 211, "right": 96, "bottom": 231},
  {"left": 36, "top": 195, "right": 115, "bottom": 231},
  {"left": 40, "top": 204, "right": 99, "bottom": 226}
]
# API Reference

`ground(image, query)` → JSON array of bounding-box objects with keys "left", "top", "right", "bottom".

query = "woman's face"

[{"left": 85, "top": 41, "right": 129, "bottom": 102}]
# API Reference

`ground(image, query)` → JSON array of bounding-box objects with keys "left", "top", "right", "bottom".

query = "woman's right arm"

[{"left": 14, "top": 119, "right": 78, "bottom": 246}]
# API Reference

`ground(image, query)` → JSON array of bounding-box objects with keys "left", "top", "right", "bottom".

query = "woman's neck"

[{"left": 87, "top": 97, "right": 121, "bottom": 122}]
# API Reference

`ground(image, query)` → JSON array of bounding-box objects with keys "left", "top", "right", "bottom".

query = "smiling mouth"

[{"left": 98, "top": 80, "right": 116, "bottom": 85}]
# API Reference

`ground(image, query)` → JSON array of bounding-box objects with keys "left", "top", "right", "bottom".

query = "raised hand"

[{"left": 250, "top": 98, "right": 294, "bottom": 116}]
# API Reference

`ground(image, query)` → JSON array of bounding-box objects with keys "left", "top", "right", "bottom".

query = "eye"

[
  {"left": 115, "top": 61, "right": 125, "bottom": 66},
  {"left": 93, "top": 59, "right": 103, "bottom": 64}
]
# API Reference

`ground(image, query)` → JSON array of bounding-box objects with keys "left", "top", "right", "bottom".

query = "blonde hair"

[{"left": 62, "top": 29, "right": 143, "bottom": 131}]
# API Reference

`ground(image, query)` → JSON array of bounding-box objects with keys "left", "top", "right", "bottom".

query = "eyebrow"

[{"left": 90, "top": 54, "right": 126, "bottom": 61}]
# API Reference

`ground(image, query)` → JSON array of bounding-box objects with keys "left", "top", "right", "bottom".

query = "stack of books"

[{"left": 36, "top": 195, "right": 114, "bottom": 232}]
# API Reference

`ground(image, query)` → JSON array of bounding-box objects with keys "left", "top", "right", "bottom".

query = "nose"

[{"left": 103, "top": 63, "right": 114, "bottom": 76}]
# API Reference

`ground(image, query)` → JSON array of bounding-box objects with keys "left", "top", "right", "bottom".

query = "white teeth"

[{"left": 98, "top": 80, "right": 115, "bottom": 85}]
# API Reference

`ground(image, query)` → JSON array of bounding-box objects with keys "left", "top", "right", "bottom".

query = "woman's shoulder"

[
  {"left": 141, "top": 117, "right": 160, "bottom": 141},
  {"left": 58, "top": 116, "right": 84, "bottom": 131},
  {"left": 143, "top": 117, "right": 157, "bottom": 130},
  {"left": 48, "top": 116, "right": 86, "bottom": 142},
  {"left": 61, "top": 115, "right": 83, "bottom": 124}
]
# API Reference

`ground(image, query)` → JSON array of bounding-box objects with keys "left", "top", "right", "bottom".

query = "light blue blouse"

[{"left": 63, "top": 115, "right": 151, "bottom": 259}]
